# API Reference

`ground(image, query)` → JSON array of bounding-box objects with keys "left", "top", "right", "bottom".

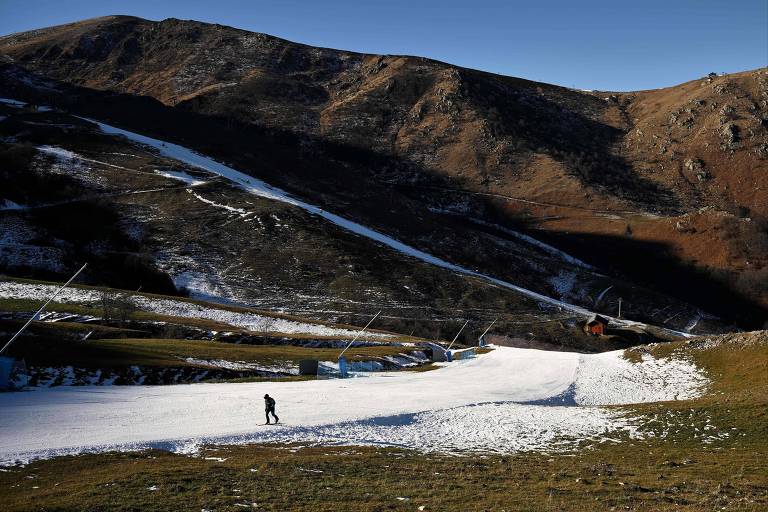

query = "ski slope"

[{"left": 0, "top": 346, "right": 707, "bottom": 464}]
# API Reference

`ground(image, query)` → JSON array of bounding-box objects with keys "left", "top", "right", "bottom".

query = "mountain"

[{"left": 0, "top": 15, "right": 766, "bottom": 337}]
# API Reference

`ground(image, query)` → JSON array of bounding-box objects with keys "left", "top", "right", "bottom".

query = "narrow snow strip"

[
  {"left": 37, "top": 145, "right": 143, "bottom": 173},
  {"left": 155, "top": 169, "right": 207, "bottom": 186},
  {"left": 0, "top": 199, "right": 25, "bottom": 211},
  {"left": 468, "top": 217, "right": 594, "bottom": 270},
  {"left": 182, "top": 358, "right": 298, "bottom": 374},
  {"left": 0, "top": 346, "right": 707, "bottom": 463},
  {"left": 0, "top": 98, "right": 25, "bottom": 108},
  {"left": 594, "top": 285, "right": 613, "bottom": 306},
  {"left": 685, "top": 312, "right": 701, "bottom": 333},
  {"left": 36, "top": 145, "right": 80, "bottom": 161},
  {"left": 0, "top": 281, "right": 392, "bottom": 339},
  {"left": 80, "top": 117, "right": 604, "bottom": 319},
  {"left": 128, "top": 294, "right": 392, "bottom": 339},
  {"left": 187, "top": 190, "right": 247, "bottom": 214},
  {"left": 0, "top": 281, "right": 102, "bottom": 303}
]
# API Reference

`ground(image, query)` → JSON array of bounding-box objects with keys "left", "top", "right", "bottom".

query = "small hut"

[
  {"left": 427, "top": 342, "right": 449, "bottom": 362},
  {"left": 298, "top": 359, "right": 319, "bottom": 376},
  {"left": 584, "top": 315, "right": 609, "bottom": 336}
]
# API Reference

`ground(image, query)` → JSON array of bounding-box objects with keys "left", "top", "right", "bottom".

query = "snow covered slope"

[{"left": 0, "top": 346, "right": 707, "bottom": 463}]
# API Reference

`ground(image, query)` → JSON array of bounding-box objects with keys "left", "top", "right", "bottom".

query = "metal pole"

[
  {"left": 339, "top": 311, "right": 381, "bottom": 359},
  {"left": 446, "top": 319, "right": 470, "bottom": 351},
  {"left": 0, "top": 263, "right": 87, "bottom": 355},
  {"left": 618, "top": 298, "right": 622, "bottom": 319},
  {"left": 478, "top": 318, "right": 497, "bottom": 343}
]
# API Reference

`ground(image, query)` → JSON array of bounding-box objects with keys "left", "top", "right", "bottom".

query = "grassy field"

[
  {"left": 0, "top": 286, "right": 432, "bottom": 383},
  {"left": 0, "top": 293, "right": 424, "bottom": 344},
  {"left": 3, "top": 337, "right": 424, "bottom": 369},
  {"left": 0, "top": 277, "right": 407, "bottom": 340},
  {"left": 1, "top": 335, "right": 765, "bottom": 510},
  {"left": 0, "top": 429, "right": 764, "bottom": 511}
]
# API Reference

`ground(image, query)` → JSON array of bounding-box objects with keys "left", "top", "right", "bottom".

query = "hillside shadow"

[
  {"left": 520, "top": 383, "right": 577, "bottom": 406},
  {"left": 2, "top": 64, "right": 759, "bottom": 330},
  {"left": 459, "top": 68, "right": 678, "bottom": 210},
  {"left": 529, "top": 230, "right": 767, "bottom": 329}
]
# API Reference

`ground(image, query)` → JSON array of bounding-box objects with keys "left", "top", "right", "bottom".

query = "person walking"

[{"left": 264, "top": 394, "right": 279, "bottom": 424}]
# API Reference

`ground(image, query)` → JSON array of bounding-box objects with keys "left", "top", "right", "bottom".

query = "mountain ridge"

[{"left": 0, "top": 15, "right": 766, "bottom": 331}]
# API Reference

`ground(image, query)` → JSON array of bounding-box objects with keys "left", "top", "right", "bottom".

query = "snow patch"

[
  {"left": 0, "top": 219, "right": 65, "bottom": 272},
  {"left": 574, "top": 351, "right": 708, "bottom": 405},
  {"left": 550, "top": 271, "right": 577, "bottom": 300},
  {"left": 36, "top": 145, "right": 104, "bottom": 186},
  {"left": 0, "top": 199, "right": 25, "bottom": 210},
  {"left": 0, "top": 281, "right": 393, "bottom": 339},
  {"left": 155, "top": 169, "right": 207, "bottom": 186},
  {"left": 171, "top": 270, "right": 235, "bottom": 303},
  {"left": 187, "top": 190, "right": 248, "bottom": 215},
  {"left": 0, "top": 98, "right": 26, "bottom": 108},
  {"left": 182, "top": 358, "right": 298, "bottom": 375}
]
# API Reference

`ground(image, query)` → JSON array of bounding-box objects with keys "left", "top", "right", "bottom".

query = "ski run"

[{"left": 0, "top": 345, "right": 709, "bottom": 464}]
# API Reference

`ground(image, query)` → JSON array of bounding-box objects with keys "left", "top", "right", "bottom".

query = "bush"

[{"left": 99, "top": 291, "right": 135, "bottom": 324}]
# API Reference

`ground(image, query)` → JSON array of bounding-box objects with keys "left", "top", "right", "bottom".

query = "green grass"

[
  {"left": 0, "top": 297, "right": 99, "bottom": 316},
  {"left": 5, "top": 337, "right": 426, "bottom": 369},
  {"left": 0, "top": 276, "right": 416, "bottom": 340},
  {"left": 0, "top": 282, "right": 424, "bottom": 343},
  {"left": 2, "top": 319, "right": 143, "bottom": 336}
]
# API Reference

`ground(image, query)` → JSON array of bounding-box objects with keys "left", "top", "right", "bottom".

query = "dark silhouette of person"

[{"left": 264, "top": 394, "right": 279, "bottom": 424}]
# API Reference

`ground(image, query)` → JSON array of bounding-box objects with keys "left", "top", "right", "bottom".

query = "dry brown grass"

[{"left": 0, "top": 441, "right": 764, "bottom": 512}]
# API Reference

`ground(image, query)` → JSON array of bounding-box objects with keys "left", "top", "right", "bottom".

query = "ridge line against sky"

[{"left": 0, "top": 0, "right": 766, "bottom": 91}]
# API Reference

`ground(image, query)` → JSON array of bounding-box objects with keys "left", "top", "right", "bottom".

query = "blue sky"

[{"left": 0, "top": 0, "right": 765, "bottom": 91}]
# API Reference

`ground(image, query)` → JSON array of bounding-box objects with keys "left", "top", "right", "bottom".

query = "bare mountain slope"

[{"left": 0, "top": 15, "right": 766, "bottom": 329}]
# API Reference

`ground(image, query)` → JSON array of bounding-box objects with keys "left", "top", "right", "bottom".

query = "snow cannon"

[
  {"left": 336, "top": 311, "right": 380, "bottom": 379},
  {"left": 0, "top": 263, "right": 87, "bottom": 391},
  {"left": 477, "top": 318, "right": 497, "bottom": 348},
  {"left": 338, "top": 356, "right": 349, "bottom": 378},
  {"left": 0, "top": 356, "right": 28, "bottom": 391}
]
